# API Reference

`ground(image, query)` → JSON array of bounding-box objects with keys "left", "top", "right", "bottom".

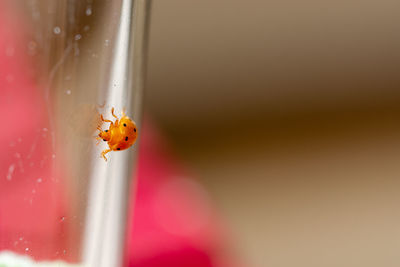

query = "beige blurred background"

[{"left": 144, "top": 1, "right": 400, "bottom": 266}]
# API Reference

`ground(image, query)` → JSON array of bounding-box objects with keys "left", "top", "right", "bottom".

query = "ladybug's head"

[{"left": 98, "top": 129, "right": 111, "bottom": 142}]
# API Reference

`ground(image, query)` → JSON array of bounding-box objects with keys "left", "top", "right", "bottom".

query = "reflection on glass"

[{"left": 0, "top": 0, "right": 150, "bottom": 266}]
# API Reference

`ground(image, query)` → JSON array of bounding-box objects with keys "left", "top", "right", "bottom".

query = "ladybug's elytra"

[{"left": 97, "top": 107, "right": 138, "bottom": 161}]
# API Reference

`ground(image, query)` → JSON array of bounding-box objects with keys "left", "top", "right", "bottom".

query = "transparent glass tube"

[
  {"left": 0, "top": 0, "right": 150, "bottom": 266},
  {"left": 83, "top": 0, "right": 150, "bottom": 266}
]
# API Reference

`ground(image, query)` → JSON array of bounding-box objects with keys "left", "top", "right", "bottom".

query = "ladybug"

[{"left": 97, "top": 107, "right": 138, "bottom": 161}]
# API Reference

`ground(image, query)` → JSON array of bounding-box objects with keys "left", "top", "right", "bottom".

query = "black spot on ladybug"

[
  {"left": 103, "top": 139, "right": 106, "bottom": 141},
  {"left": 123, "top": 123, "right": 127, "bottom": 127},
  {"left": 134, "top": 128, "right": 136, "bottom": 132},
  {"left": 105, "top": 130, "right": 108, "bottom": 132},
  {"left": 117, "top": 148, "right": 121, "bottom": 150},
  {"left": 125, "top": 136, "right": 128, "bottom": 141}
]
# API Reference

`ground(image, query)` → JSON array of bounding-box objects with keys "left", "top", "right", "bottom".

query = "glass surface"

[{"left": 0, "top": 0, "right": 150, "bottom": 266}]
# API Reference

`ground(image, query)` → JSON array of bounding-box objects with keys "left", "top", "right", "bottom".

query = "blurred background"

[{"left": 144, "top": 1, "right": 400, "bottom": 266}]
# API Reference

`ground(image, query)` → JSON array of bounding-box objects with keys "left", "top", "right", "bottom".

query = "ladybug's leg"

[
  {"left": 111, "top": 107, "right": 119, "bottom": 119},
  {"left": 101, "top": 148, "right": 112, "bottom": 161},
  {"left": 100, "top": 114, "right": 113, "bottom": 125},
  {"left": 111, "top": 107, "right": 119, "bottom": 126}
]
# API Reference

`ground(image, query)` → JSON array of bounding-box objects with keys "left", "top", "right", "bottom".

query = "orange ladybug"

[{"left": 97, "top": 107, "right": 138, "bottom": 161}]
